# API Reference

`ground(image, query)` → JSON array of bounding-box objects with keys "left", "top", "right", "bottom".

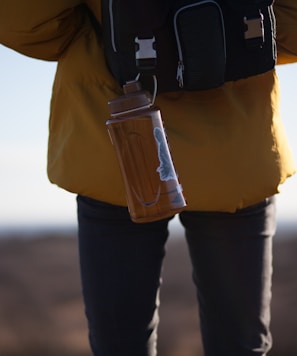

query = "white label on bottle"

[{"left": 154, "top": 127, "right": 176, "bottom": 182}]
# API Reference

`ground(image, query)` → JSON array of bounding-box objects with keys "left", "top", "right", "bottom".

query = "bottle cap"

[{"left": 108, "top": 80, "right": 152, "bottom": 117}]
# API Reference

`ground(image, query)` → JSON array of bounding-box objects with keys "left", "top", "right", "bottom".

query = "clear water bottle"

[{"left": 106, "top": 80, "right": 187, "bottom": 223}]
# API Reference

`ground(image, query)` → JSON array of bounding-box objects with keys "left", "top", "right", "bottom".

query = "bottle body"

[{"left": 106, "top": 107, "right": 186, "bottom": 223}]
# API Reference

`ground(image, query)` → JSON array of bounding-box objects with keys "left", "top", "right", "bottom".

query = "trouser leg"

[
  {"left": 77, "top": 196, "right": 170, "bottom": 356},
  {"left": 179, "top": 197, "right": 276, "bottom": 356}
]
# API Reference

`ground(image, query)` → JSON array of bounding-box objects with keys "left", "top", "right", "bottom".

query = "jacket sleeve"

[
  {"left": 0, "top": 0, "right": 85, "bottom": 61},
  {"left": 275, "top": 0, "right": 297, "bottom": 64}
]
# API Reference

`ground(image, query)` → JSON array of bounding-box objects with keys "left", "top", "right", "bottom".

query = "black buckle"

[{"left": 243, "top": 11, "right": 264, "bottom": 48}]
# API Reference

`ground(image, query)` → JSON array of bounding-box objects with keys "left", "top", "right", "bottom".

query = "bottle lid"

[{"left": 108, "top": 80, "right": 152, "bottom": 117}]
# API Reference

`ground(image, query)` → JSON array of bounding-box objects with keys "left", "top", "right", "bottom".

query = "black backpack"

[{"left": 99, "top": 0, "right": 275, "bottom": 93}]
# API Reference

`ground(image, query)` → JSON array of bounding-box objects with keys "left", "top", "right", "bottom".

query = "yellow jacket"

[{"left": 0, "top": 0, "right": 296, "bottom": 212}]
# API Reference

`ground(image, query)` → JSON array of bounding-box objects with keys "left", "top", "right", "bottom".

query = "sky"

[{"left": 0, "top": 45, "right": 297, "bottom": 230}]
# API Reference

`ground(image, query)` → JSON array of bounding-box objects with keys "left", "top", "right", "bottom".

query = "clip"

[
  {"left": 135, "top": 37, "right": 157, "bottom": 71},
  {"left": 243, "top": 11, "right": 264, "bottom": 48}
]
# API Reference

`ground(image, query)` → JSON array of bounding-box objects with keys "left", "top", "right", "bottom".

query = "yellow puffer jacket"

[{"left": 0, "top": 0, "right": 296, "bottom": 212}]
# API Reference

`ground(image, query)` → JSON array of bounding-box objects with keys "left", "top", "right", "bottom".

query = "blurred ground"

[{"left": 0, "top": 227, "right": 296, "bottom": 356}]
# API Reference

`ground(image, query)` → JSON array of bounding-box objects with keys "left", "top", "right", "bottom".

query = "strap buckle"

[
  {"left": 243, "top": 11, "right": 264, "bottom": 48},
  {"left": 135, "top": 37, "right": 157, "bottom": 72}
]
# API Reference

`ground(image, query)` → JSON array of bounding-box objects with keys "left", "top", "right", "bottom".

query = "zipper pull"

[{"left": 176, "top": 61, "right": 184, "bottom": 88}]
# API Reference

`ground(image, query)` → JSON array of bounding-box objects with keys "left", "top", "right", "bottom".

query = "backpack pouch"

[{"left": 173, "top": 0, "right": 226, "bottom": 90}]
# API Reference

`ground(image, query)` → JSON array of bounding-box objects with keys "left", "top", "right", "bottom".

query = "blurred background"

[{"left": 0, "top": 45, "right": 297, "bottom": 355}]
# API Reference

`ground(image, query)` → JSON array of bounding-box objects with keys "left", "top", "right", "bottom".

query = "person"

[{"left": 1, "top": 1, "right": 297, "bottom": 355}]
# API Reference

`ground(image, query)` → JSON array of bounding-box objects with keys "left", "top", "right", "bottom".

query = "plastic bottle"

[{"left": 106, "top": 80, "right": 186, "bottom": 223}]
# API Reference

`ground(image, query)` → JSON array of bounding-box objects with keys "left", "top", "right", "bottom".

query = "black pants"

[{"left": 77, "top": 196, "right": 276, "bottom": 356}]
